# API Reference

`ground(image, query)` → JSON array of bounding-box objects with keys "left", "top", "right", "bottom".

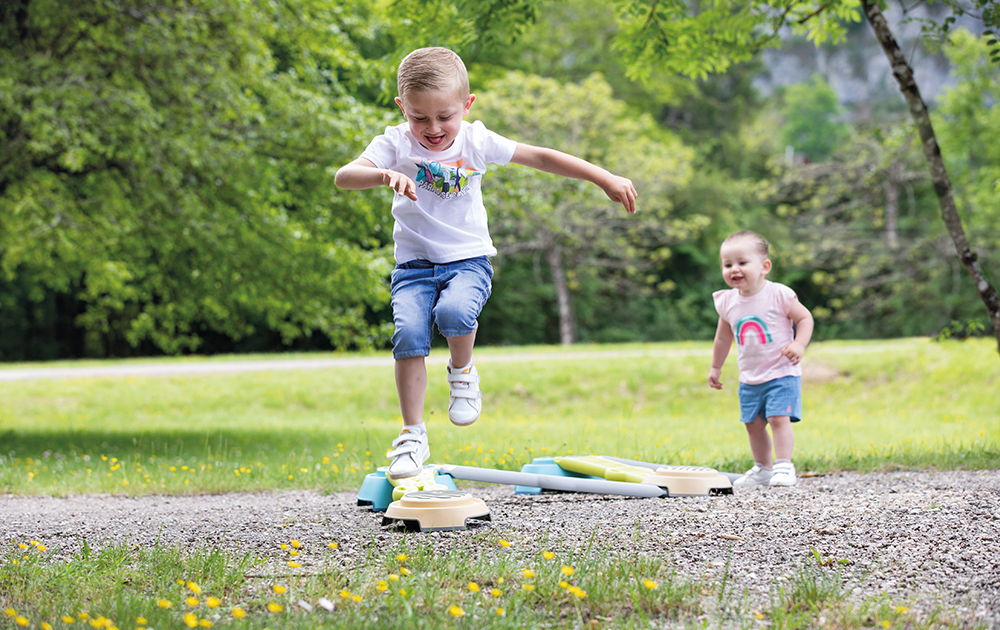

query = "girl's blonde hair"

[
  {"left": 722, "top": 231, "right": 769, "bottom": 258},
  {"left": 397, "top": 47, "right": 470, "bottom": 103}
]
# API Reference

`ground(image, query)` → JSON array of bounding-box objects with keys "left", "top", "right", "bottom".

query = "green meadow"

[
  {"left": 2, "top": 338, "right": 998, "bottom": 629},
  {"left": 1, "top": 338, "right": 997, "bottom": 495}
]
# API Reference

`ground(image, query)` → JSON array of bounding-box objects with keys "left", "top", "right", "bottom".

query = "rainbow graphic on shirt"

[
  {"left": 411, "top": 157, "right": 483, "bottom": 199},
  {"left": 735, "top": 315, "right": 773, "bottom": 346}
]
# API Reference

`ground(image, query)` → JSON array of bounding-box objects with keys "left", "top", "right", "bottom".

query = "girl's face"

[
  {"left": 720, "top": 239, "right": 771, "bottom": 296},
  {"left": 395, "top": 89, "right": 475, "bottom": 152}
]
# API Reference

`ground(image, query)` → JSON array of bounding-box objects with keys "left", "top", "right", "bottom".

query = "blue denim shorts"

[
  {"left": 390, "top": 256, "right": 494, "bottom": 359},
  {"left": 737, "top": 375, "right": 802, "bottom": 424}
]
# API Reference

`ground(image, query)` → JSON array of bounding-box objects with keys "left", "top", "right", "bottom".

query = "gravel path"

[{"left": 3, "top": 469, "right": 998, "bottom": 626}]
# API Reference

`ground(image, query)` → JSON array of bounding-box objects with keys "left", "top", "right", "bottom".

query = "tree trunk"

[
  {"left": 546, "top": 243, "right": 577, "bottom": 345},
  {"left": 862, "top": 0, "right": 1000, "bottom": 354}
]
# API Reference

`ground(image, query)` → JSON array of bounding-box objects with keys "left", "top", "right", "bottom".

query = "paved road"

[{"left": 0, "top": 348, "right": 715, "bottom": 382}]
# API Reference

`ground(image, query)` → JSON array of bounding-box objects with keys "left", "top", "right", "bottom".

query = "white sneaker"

[
  {"left": 386, "top": 427, "right": 429, "bottom": 480},
  {"left": 447, "top": 361, "right": 482, "bottom": 426},
  {"left": 733, "top": 463, "right": 773, "bottom": 487},
  {"left": 769, "top": 462, "right": 797, "bottom": 487}
]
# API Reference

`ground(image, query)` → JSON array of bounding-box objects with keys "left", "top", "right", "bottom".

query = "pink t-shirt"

[{"left": 713, "top": 280, "right": 802, "bottom": 385}]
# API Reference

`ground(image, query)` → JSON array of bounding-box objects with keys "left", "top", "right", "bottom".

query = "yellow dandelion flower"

[
  {"left": 62, "top": 616, "right": 76, "bottom": 623},
  {"left": 522, "top": 569, "right": 535, "bottom": 578},
  {"left": 279, "top": 543, "right": 289, "bottom": 550},
  {"left": 187, "top": 581, "right": 202, "bottom": 594},
  {"left": 266, "top": 603, "right": 283, "bottom": 613},
  {"left": 36, "top": 545, "right": 47, "bottom": 552},
  {"left": 185, "top": 597, "right": 199, "bottom": 607},
  {"left": 398, "top": 589, "right": 407, "bottom": 596},
  {"left": 328, "top": 542, "right": 339, "bottom": 549},
  {"left": 568, "top": 586, "right": 587, "bottom": 599},
  {"left": 199, "top": 620, "right": 212, "bottom": 628},
  {"left": 89, "top": 617, "right": 109, "bottom": 628},
  {"left": 18, "top": 544, "right": 29, "bottom": 550},
  {"left": 231, "top": 608, "right": 246, "bottom": 620},
  {"left": 273, "top": 585, "right": 287, "bottom": 594},
  {"left": 491, "top": 588, "right": 502, "bottom": 597},
  {"left": 499, "top": 539, "right": 511, "bottom": 547},
  {"left": 896, "top": 606, "right": 909, "bottom": 614},
  {"left": 643, "top": 579, "right": 658, "bottom": 590},
  {"left": 42, "top": 623, "right": 53, "bottom": 630},
  {"left": 288, "top": 561, "right": 301, "bottom": 568},
  {"left": 400, "top": 567, "right": 411, "bottom": 576},
  {"left": 77, "top": 614, "right": 89, "bottom": 621},
  {"left": 290, "top": 540, "right": 302, "bottom": 549},
  {"left": 448, "top": 605, "right": 464, "bottom": 617},
  {"left": 881, "top": 622, "right": 890, "bottom": 628},
  {"left": 468, "top": 582, "right": 480, "bottom": 592},
  {"left": 753, "top": 611, "right": 764, "bottom": 620},
  {"left": 561, "top": 565, "right": 574, "bottom": 576},
  {"left": 339, "top": 590, "right": 351, "bottom": 599},
  {"left": 376, "top": 580, "right": 388, "bottom": 592},
  {"left": 135, "top": 618, "right": 146, "bottom": 625},
  {"left": 558, "top": 580, "right": 569, "bottom": 589},
  {"left": 15, "top": 617, "right": 29, "bottom": 627},
  {"left": 157, "top": 600, "right": 172, "bottom": 609},
  {"left": 351, "top": 595, "right": 363, "bottom": 603},
  {"left": 205, "top": 597, "right": 221, "bottom": 608},
  {"left": 495, "top": 607, "right": 505, "bottom": 616},
  {"left": 542, "top": 551, "right": 555, "bottom": 560},
  {"left": 388, "top": 574, "right": 400, "bottom": 582},
  {"left": 176, "top": 579, "right": 185, "bottom": 586},
  {"left": 396, "top": 553, "right": 408, "bottom": 562},
  {"left": 523, "top": 584, "right": 536, "bottom": 591},
  {"left": 6, "top": 609, "right": 17, "bottom": 617},
  {"left": 183, "top": 613, "right": 198, "bottom": 628}
]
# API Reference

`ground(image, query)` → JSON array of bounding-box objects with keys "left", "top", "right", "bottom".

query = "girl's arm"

[
  {"left": 781, "top": 301, "right": 814, "bottom": 365},
  {"left": 708, "top": 317, "right": 734, "bottom": 389},
  {"left": 510, "top": 143, "right": 637, "bottom": 213},
  {"left": 334, "top": 157, "right": 418, "bottom": 201}
]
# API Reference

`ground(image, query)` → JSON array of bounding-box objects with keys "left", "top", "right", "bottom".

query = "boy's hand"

[
  {"left": 707, "top": 367, "right": 723, "bottom": 390},
  {"left": 381, "top": 169, "right": 418, "bottom": 201},
  {"left": 602, "top": 175, "right": 638, "bottom": 214},
  {"left": 780, "top": 342, "right": 805, "bottom": 365}
]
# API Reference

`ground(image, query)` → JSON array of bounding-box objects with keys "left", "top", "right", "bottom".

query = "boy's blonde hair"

[
  {"left": 722, "top": 231, "right": 770, "bottom": 258},
  {"left": 397, "top": 47, "right": 470, "bottom": 102}
]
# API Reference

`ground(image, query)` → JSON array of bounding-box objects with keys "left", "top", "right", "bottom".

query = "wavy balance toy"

[{"left": 555, "top": 456, "right": 733, "bottom": 497}]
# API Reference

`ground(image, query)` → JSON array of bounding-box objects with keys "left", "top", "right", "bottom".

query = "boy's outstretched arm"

[
  {"left": 510, "top": 143, "right": 637, "bottom": 213},
  {"left": 780, "top": 301, "right": 814, "bottom": 365},
  {"left": 708, "top": 317, "right": 733, "bottom": 390},
  {"left": 335, "top": 157, "right": 418, "bottom": 201}
]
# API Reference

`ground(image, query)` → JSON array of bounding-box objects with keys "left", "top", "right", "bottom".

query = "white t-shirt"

[
  {"left": 713, "top": 280, "right": 803, "bottom": 385},
  {"left": 361, "top": 120, "right": 518, "bottom": 263}
]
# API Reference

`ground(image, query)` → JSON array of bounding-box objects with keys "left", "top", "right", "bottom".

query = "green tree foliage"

[
  {"left": 780, "top": 74, "right": 851, "bottom": 163},
  {"left": 935, "top": 30, "right": 1000, "bottom": 257},
  {"left": 0, "top": 0, "right": 396, "bottom": 357},
  {"left": 471, "top": 72, "right": 698, "bottom": 344}
]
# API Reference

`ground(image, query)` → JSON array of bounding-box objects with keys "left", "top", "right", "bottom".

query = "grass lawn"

[
  {"left": 1, "top": 338, "right": 997, "bottom": 495},
  {"left": 1, "top": 338, "right": 997, "bottom": 629}
]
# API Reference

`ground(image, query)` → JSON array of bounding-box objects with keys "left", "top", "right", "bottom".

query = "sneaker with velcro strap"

[
  {"left": 447, "top": 361, "right": 482, "bottom": 426},
  {"left": 386, "top": 427, "right": 429, "bottom": 480}
]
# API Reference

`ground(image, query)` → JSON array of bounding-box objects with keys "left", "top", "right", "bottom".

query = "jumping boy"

[
  {"left": 334, "top": 47, "right": 637, "bottom": 479},
  {"left": 707, "top": 231, "right": 814, "bottom": 487}
]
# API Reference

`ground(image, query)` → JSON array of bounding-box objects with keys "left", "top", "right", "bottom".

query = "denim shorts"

[
  {"left": 390, "top": 256, "right": 494, "bottom": 359},
  {"left": 737, "top": 375, "right": 802, "bottom": 424}
]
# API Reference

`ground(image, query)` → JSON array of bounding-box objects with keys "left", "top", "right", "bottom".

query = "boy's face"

[
  {"left": 720, "top": 239, "right": 771, "bottom": 296},
  {"left": 395, "top": 88, "right": 475, "bottom": 152}
]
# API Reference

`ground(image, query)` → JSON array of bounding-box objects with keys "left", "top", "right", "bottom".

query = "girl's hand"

[
  {"left": 707, "top": 367, "right": 723, "bottom": 390},
  {"left": 602, "top": 175, "right": 638, "bottom": 214},
  {"left": 381, "top": 169, "right": 418, "bottom": 200},
  {"left": 781, "top": 342, "right": 805, "bottom": 365}
]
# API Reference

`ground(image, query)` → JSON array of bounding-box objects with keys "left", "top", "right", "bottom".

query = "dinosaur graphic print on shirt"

[{"left": 412, "top": 157, "right": 483, "bottom": 199}]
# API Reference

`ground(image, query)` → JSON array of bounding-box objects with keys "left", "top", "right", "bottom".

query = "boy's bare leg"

[
  {"left": 768, "top": 415, "right": 794, "bottom": 462},
  {"left": 745, "top": 416, "right": 773, "bottom": 468},
  {"left": 447, "top": 328, "right": 476, "bottom": 368},
  {"left": 395, "top": 356, "right": 427, "bottom": 426}
]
